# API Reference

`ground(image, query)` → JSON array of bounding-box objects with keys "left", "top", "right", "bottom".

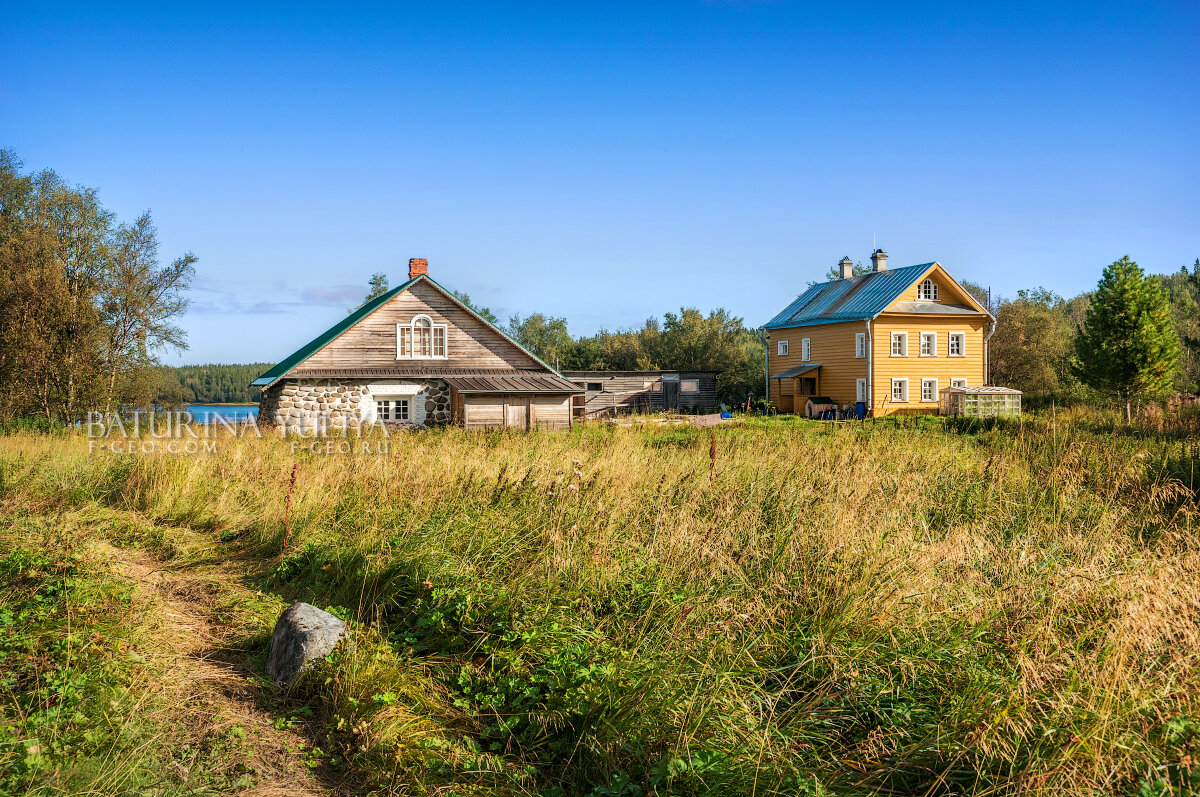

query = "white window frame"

[
  {"left": 397, "top": 314, "right": 448, "bottom": 360},
  {"left": 375, "top": 398, "right": 411, "bottom": 422},
  {"left": 681, "top": 379, "right": 699, "bottom": 393},
  {"left": 951, "top": 378, "right": 968, "bottom": 389},
  {"left": 801, "top": 338, "right": 811, "bottom": 362},
  {"left": 890, "top": 331, "right": 908, "bottom": 357},
  {"left": 948, "top": 332, "right": 966, "bottom": 357},
  {"left": 777, "top": 340, "right": 788, "bottom": 357},
  {"left": 921, "top": 378, "right": 938, "bottom": 403},
  {"left": 918, "top": 279, "right": 939, "bottom": 301},
  {"left": 891, "top": 378, "right": 909, "bottom": 403},
  {"left": 920, "top": 331, "right": 937, "bottom": 357},
  {"left": 855, "top": 332, "right": 866, "bottom": 359},
  {"left": 856, "top": 378, "right": 867, "bottom": 402}
]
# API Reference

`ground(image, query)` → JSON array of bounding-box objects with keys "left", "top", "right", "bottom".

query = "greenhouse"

[{"left": 939, "top": 385, "right": 1022, "bottom": 418}]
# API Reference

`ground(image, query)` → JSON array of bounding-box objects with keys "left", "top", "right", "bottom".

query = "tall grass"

[{"left": 1, "top": 415, "right": 1198, "bottom": 795}]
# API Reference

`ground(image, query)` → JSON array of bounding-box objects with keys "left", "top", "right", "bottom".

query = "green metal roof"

[{"left": 250, "top": 274, "right": 565, "bottom": 389}]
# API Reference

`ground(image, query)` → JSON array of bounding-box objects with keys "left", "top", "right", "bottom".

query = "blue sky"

[{"left": 2, "top": 1, "right": 1197, "bottom": 365}]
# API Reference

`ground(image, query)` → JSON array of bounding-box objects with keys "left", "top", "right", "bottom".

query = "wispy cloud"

[
  {"left": 248, "top": 300, "right": 292, "bottom": 314},
  {"left": 186, "top": 277, "right": 367, "bottom": 316},
  {"left": 301, "top": 284, "right": 364, "bottom": 305}
]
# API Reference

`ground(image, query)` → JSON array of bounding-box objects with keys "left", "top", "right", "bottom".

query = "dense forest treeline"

[
  {"left": 158, "top": 363, "right": 273, "bottom": 404},
  {"left": 990, "top": 259, "right": 1200, "bottom": 402}
]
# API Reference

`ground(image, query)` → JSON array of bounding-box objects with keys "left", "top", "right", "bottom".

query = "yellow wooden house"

[{"left": 763, "top": 250, "right": 994, "bottom": 416}]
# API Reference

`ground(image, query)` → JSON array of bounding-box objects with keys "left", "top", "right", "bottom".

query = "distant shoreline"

[{"left": 185, "top": 402, "right": 257, "bottom": 407}]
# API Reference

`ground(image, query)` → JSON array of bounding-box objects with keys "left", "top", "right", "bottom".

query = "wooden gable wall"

[
  {"left": 892, "top": 265, "right": 984, "bottom": 309},
  {"left": 300, "top": 280, "right": 543, "bottom": 371}
]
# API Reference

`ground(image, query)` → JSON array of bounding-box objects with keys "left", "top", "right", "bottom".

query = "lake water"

[{"left": 185, "top": 404, "right": 258, "bottom": 422}]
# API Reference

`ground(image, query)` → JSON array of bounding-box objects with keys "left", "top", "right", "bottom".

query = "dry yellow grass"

[{"left": 1, "top": 415, "right": 1197, "bottom": 795}]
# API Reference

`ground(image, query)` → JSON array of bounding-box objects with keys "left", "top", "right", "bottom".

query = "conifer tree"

[{"left": 1073, "top": 256, "right": 1179, "bottom": 421}]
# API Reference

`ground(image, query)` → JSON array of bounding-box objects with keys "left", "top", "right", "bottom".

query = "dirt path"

[{"left": 102, "top": 542, "right": 333, "bottom": 797}]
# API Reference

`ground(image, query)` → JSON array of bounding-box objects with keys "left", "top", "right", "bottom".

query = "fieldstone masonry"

[
  {"left": 424, "top": 380, "right": 451, "bottom": 425},
  {"left": 258, "top": 378, "right": 452, "bottom": 430}
]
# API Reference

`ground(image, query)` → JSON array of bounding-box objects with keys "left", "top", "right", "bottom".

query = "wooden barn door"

[{"left": 504, "top": 395, "right": 529, "bottom": 429}]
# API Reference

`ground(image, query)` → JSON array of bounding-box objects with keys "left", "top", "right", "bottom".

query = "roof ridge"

[
  {"left": 251, "top": 275, "right": 420, "bottom": 387},
  {"left": 251, "top": 273, "right": 564, "bottom": 390},
  {"left": 763, "top": 262, "right": 941, "bottom": 330}
]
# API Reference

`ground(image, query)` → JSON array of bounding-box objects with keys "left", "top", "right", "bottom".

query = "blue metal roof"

[{"left": 764, "top": 263, "right": 937, "bottom": 329}]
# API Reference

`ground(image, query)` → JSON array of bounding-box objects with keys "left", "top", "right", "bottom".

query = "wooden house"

[
  {"left": 251, "top": 259, "right": 581, "bottom": 431},
  {"left": 563, "top": 370, "right": 720, "bottom": 418},
  {"left": 764, "top": 251, "right": 994, "bottom": 416}
]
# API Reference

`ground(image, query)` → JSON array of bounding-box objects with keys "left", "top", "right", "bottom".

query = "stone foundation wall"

[
  {"left": 258, "top": 378, "right": 452, "bottom": 431},
  {"left": 422, "top": 381, "right": 451, "bottom": 425}
]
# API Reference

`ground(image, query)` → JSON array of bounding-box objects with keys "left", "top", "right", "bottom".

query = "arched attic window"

[
  {"left": 917, "top": 278, "right": 939, "bottom": 301},
  {"left": 396, "top": 314, "right": 448, "bottom": 359}
]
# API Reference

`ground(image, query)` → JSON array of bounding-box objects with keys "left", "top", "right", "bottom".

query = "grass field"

[{"left": 0, "top": 413, "right": 1198, "bottom": 796}]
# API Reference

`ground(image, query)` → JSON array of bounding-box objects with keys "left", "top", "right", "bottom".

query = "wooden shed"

[
  {"left": 563, "top": 371, "right": 720, "bottom": 418},
  {"left": 446, "top": 373, "right": 578, "bottom": 430}
]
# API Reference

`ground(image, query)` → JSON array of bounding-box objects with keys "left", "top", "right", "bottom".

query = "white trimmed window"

[
  {"left": 855, "top": 332, "right": 866, "bottom": 358},
  {"left": 920, "top": 331, "right": 937, "bottom": 357},
  {"left": 917, "top": 279, "right": 939, "bottom": 301},
  {"left": 856, "top": 378, "right": 867, "bottom": 402},
  {"left": 681, "top": 379, "right": 699, "bottom": 393},
  {"left": 951, "top": 378, "right": 968, "bottom": 389},
  {"left": 397, "top": 315, "right": 448, "bottom": 359},
  {"left": 948, "top": 332, "right": 965, "bottom": 357},
  {"left": 801, "top": 338, "right": 811, "bottom": 361},
  {"left": 375, "top": 399, "right": 410, "bottom": 421},
  {"left": 921, "top": 378, "right": 938, "bottom": 402},
  {"left": 777, "top": 340, "right": 788, "bottom": 356},
  {"left": 891, "top": 378, "right": 909, "bottom": 403},
  {"left": 890, "top": 331, "right": 908, "bottom": 357}
]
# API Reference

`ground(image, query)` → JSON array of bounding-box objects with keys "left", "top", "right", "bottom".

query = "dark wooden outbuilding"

[{"left": 563, "top": 371, "right": 721, "bottom": 418}]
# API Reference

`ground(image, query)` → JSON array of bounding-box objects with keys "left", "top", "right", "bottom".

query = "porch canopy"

[
  {"left": 770, "top": 363, "right": 822, "bottom": 381},
  {"left": 770, "top": 363, "right": 822, "bottom": 414}
]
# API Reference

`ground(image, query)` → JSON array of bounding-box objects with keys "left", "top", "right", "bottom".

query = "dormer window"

[
  {"left": 397, "top": 314, "right": 447, "bottom": 359},
  {"left": 917, "top": 279, "right": 939, "bottom": 301}
]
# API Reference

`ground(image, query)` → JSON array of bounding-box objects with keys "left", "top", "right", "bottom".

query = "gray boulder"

[{"left": 266, "top": 602, "right": 348, "bottom": 687}]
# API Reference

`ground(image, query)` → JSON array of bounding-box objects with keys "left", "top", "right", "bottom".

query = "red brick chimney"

[{"left": 408, "top": 258, "right": 428, "bottom": 279}]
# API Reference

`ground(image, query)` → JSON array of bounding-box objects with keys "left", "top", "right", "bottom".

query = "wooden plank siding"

[
  {"left": 870, "top": 314, "right": 987, "bottom": 415},
  {"left": 765, "top": 321, "right": 865, "bottom": 409},
  {"left": 300, "top": 280, "right": 542, "bottom": 372},
  {"left": 458, "top": 392, "right": 572, "bottom": 430},
  {"left": 530, "top": 395, "right": 572, "bottom": 429},
  {"left": 462, "top": 394, "right": 505, "bottom": 428},
  {"left": 563, "top": 371, "right": 719, "bottom": 416},
  {"left": 892, "top": 264, "right": 982, "bottom": 307}
]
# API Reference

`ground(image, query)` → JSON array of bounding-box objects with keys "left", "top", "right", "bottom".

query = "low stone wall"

[{"left": 258, "top": 378, "right": 451, "bottom": 431}]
